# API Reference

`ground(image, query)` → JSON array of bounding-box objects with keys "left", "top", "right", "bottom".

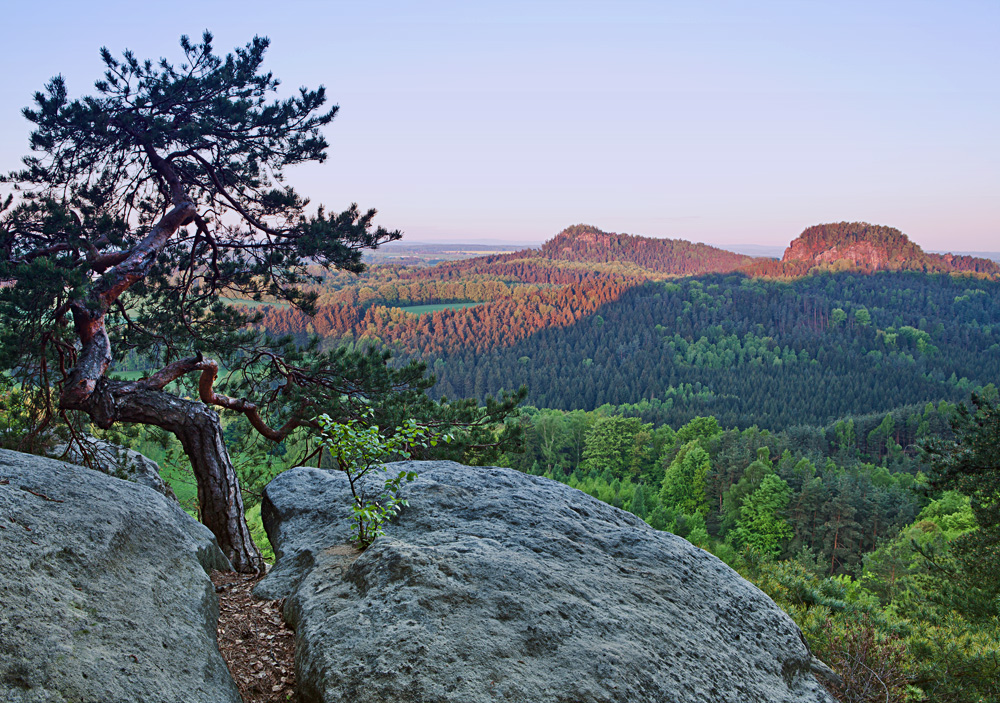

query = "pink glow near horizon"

[{"left": 0, "top": 1, "right": 996, "bottom": 252}]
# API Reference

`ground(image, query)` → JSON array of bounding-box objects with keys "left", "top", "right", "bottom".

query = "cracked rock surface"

[
  {"left": 258, "top": 461, "right": 834, "bottom": 703},
  {"left": 0, "top": 449, "right": 239, "bottom": 703}
]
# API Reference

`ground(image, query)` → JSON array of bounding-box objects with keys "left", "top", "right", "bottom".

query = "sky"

[{"left": 0, "top": 1, "right": 996, "bottom": 250}]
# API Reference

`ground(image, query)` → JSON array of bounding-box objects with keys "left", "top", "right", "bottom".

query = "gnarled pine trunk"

[
  {"left": 169, "top": 403, "right": 261, "bottom": 573},
  {"left": 55, "top": 199, "right": 263, "bottom": 573},
  {"left": 73, "top": 378, "right": 263, "bottom": 572}
]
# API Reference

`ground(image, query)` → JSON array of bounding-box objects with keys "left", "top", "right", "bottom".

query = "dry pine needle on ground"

[{"left": 212, "top": 570, "right": 298, "bottom": 703}]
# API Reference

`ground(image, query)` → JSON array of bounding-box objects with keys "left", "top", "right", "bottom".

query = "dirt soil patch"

[{"left": 212, "top": 570, "right": 298, "bottom": 703}]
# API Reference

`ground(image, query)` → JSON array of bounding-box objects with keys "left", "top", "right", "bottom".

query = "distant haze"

[
  {"left": 0, "top": 1, "right": 996, "bottom": 251},
  {"left": 376, "top": 237, "right": 1000, "bottom": 264}
]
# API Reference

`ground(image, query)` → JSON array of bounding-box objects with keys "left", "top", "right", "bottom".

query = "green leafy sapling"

[{"left": 315, "top": 411, "right": 451, "bottom": 547}]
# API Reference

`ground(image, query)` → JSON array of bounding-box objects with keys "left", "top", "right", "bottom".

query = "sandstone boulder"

[
  {"left": 257, "top": 461, "right": 834, "bottom": 703},
  {"left": 50, "top": 434, "right": 177, "bottom": 501},
  {"left": 0, "top": 449, "right": 240, "bottom": 703}
]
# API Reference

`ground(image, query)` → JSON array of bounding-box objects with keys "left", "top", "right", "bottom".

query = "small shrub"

[
  {"left": 315, "top": 412, "right": 449, "bottom": 548},
  {"left": 817, "top": 615, "right": 909, "bottom": 703}
]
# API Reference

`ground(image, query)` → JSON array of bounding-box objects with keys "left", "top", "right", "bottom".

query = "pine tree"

[
  {"left": 0, "top": 33, "right": 523, "bottom": 571},
  {"left": 923, "top": 392, "right": 1000, "bottom": 603}
]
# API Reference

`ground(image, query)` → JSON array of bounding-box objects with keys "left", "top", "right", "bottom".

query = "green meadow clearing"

[
  {"left": 391, "top": 301, "right": 485, "bottom": 315},
  {"left": 219, "top": 297, "right": 291, "bottom": 309}
]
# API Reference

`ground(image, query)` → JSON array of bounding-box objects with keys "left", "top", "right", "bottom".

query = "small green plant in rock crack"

[{"left": 315, "top": 412, "right": 451, "bottom": 548}]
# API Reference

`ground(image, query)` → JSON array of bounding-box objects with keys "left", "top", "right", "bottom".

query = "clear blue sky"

[{"left": 1, "top": 1, "right": 996, "bottom": 250}]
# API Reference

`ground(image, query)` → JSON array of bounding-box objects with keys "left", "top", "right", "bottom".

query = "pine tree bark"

[
  {"left": 56, "top": 197, "right": 263, "bottom": 573},
  {"left": 67, "top": 376, "right": 263, "bottom": 572}
]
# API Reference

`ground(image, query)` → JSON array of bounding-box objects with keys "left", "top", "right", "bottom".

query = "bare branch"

[{"left": 138, "top": 353, "right": 308, "bottom": 442}]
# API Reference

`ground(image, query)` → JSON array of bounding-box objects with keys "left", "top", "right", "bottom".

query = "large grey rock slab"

[
  {"left": 0, "top": 449, "right": 240, "bottom": 703},
  {"left": 50, "top": 434, "right": 177, "bottom": 501},
  {"left": 257, "top": 461, "right": 834, "bottom": 703}
]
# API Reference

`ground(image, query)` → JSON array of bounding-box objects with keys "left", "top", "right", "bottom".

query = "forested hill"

[
  {"left": 539, "top": 224, "right": 762, "bottom": 274},
  {"left": 745, "top": 222, "right": 1000, "bottom": 277},
  {"left": 425, "top": 272, "right": 1000, "bottom": 429},
  {"left": 242, "top": 221, "right": 1000, "bottom": 429}
]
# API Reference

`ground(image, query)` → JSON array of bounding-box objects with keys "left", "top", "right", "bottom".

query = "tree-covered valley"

[
  {"left": 428, "top": 272, "right": 1000, "bottom": 428},
  {"left": 24, "top": 212, "right": 994, "bottom": 700},
  {"left": 213, "top": 221, "right": 1000, "bottom": 701},
  {"left": 247, "top": 225, "right": 1000, "bottom": 429}
]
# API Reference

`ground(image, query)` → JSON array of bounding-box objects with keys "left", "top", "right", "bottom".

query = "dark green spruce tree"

[
  {"left": 923, "top": 391, "right": 1000, "bottom": 605},
  {"left": 0, "top": 33, "right": 521, "bottom": 571}
]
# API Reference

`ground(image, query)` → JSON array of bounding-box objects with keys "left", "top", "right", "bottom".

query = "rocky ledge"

[
  {"left": 0, "top": 449, "right": 240, "bottom": 703},
  {"left": 49, "top": 434, "right": 177, "bottom": 502},
  {"left": 257, "top": 460, "right": 835, "bottom": 703}
]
